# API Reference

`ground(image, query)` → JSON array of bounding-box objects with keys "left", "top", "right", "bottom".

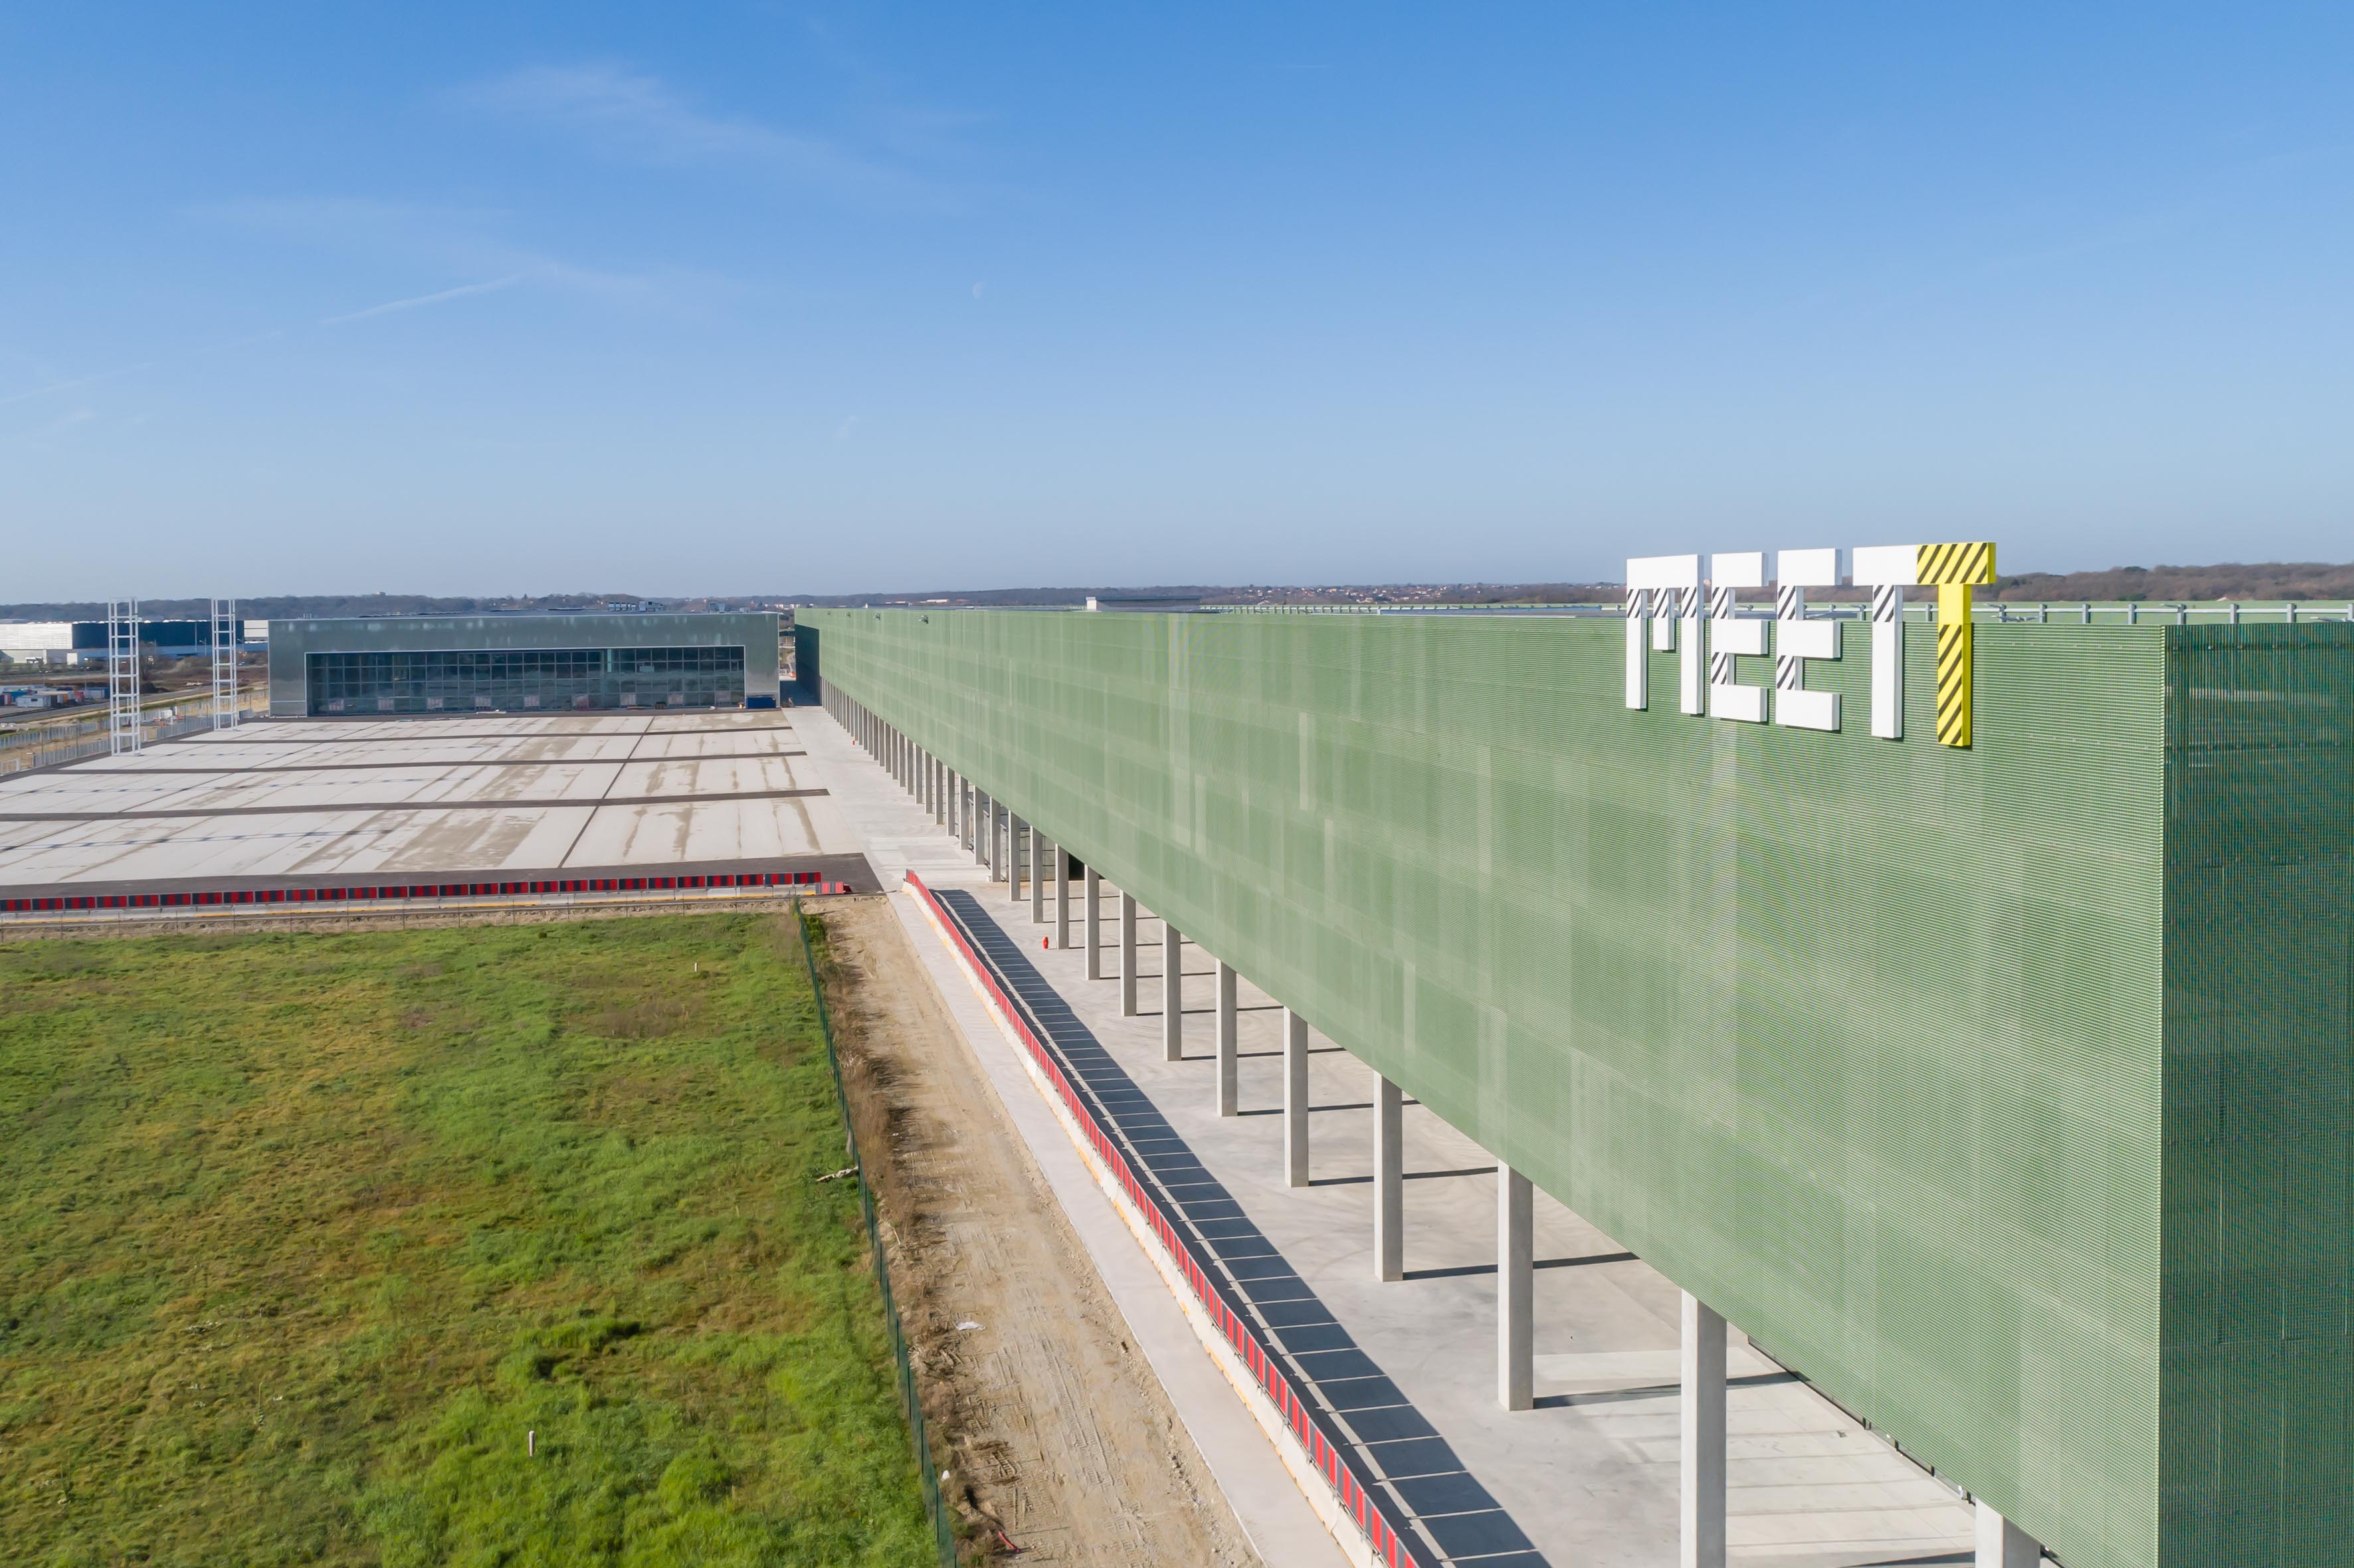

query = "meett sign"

[{"left": 1625, "top": 542, "right": 1995, "bottom": 747}]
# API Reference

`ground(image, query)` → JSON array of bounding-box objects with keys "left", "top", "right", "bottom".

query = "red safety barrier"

[
  {"left": 3, "top": 866, "right": 847, "bottom": 916},
  {"left": 903, "top": 870, "right": 1424, "bottom": 1568}
]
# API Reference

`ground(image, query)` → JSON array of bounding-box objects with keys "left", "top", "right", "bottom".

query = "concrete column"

[
  {"left": 1120, "top": 893, "right": 1139, "bottom": 1015},
  {"left": 1009, "top": 815, "right": 1026, "bottom": 901},
  {"left": 977, "top": 793, "right": 992, "bottom": 869},
  {"left": 1215, "top": 960, "right": 1238, "bottom": 1114},
  {"left": 1374, "top": 1075, "right": 1403, "bottom": 1281},
  {"left": 1030, "top": 831, "right": 1046, "bottom": 923},
  {"left": 1680, "top": 1292, "right": 1727, "bottom": 1568},
  {"left": 997, "top": 805, "right": 1011, "bottom": 884},
  {"left": 1975, "top": 1503, "right": 2043, "bottom": 1567},
  {"left": 1084, "top": 868, "right": 1103, "bottom": 979},
  {"left": 1283, "top": 1009, "right": 1310, "bottom": 1186},
  {"left": 1163, "top": 923, "right": 1185, "bottom": 1062},
  {"left": 1498, "top": 1166, "right": 1532, "bottom": 1411},
  {"left": 1054, "top": 848, "right": 1071, "bottom": 948}
]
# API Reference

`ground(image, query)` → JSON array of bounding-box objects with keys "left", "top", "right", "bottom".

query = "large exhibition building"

[
  {"left": 266, "top": 611, "right": 781, "bottom": 718},
  {"left": 796, "top": 549, "right": 2353, "bottom": 1568}
]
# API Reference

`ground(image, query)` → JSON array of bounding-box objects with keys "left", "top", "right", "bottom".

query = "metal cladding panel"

[
  {"left": 800, "top": 607, "right": 2340, "bottom": 1568},
  {"left": 2161, "top": 626, "right": 2354, "bottom": 1568}
]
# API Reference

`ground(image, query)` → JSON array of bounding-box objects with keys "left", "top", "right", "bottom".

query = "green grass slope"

[{"left": 0, "top": 914, "right": 929, "bottom": 1567}]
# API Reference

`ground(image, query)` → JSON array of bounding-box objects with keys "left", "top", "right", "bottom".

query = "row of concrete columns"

[{"left": 823, "top": 686, "right": 2044, "bottom": 1568}]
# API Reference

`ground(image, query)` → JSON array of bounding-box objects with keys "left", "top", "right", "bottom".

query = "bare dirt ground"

[{"left": 816, "top": 894, "right": 1261, "bottom": 1567}]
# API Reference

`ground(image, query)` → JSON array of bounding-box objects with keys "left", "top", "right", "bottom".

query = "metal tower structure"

[
  {"left": 106, "top": 597, "right": 142, "bottom": 755},
  {"left": 210, "top": 597, "right": 240, "bottom": 729}
]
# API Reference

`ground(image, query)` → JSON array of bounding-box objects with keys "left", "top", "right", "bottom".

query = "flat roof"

[{"left": 0, "top": 710, "right": 860, "bottom": 891}]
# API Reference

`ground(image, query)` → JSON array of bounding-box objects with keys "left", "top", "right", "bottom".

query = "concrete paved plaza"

[
  {"left": 797, "top": 703, "right": 1979, "bottom": 1568},
  {"left": 0, "top": 711, "right": 856, "bottom": 888}
]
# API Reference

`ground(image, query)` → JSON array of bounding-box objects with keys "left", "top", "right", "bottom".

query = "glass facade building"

[
  {"left": 307, "top": 646, "right": 745, "bottom": 715},
  {"left": 268, "top": 613, "right": 780, "bottom": 719}
]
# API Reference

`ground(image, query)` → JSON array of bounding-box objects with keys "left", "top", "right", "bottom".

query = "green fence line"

[{"left": 785, "top": 898, "right": 962, "bottom": 1567}]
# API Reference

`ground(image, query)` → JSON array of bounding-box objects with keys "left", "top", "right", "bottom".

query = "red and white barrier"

[
  {"left": 905, "top": 869, "right": 1425, "bottom": 1568},
  {"left": 2, "top": 869, "right": 848, "bottom": 918}
]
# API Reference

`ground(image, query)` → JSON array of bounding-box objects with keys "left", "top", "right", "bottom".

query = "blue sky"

[{"left": 4, "top": 5, "right": 2349, "bottom": 597}]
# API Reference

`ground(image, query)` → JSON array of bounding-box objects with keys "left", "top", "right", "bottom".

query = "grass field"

[{"left": 0, "top": 913, "right": 931, "bottom": 1567}]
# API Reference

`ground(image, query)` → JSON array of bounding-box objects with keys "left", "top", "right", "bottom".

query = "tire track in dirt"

[{"left": 815, "top": 896, "right": 1260, "bottom": 1567}]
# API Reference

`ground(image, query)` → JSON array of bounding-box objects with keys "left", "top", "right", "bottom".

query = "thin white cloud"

[
  {"left": 2, "top": 407, "right": 96, "bottom": 447},
  {"left": 322, "top": 274, "right": 524, "bottom": 326},
  {"left": 199, "top": 197, "right": 665, "bottom": 304},
  {"left": 0, "top": 363, "right": 153, "bottom": 407},
  {"left": 460, "top": 62, "right": 940, "bottom": 206}
]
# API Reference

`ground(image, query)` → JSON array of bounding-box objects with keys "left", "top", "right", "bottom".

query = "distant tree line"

[{"left": 11, "top": 562, "right": 2349, "bottom": 623}]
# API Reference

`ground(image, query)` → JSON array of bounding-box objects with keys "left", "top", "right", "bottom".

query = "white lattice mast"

[
  {"left": 107, "top": 597, "right": 142, "bottom": 755},
  {"left": 211, "top": 597, "right": 240, "bottom": 729}
]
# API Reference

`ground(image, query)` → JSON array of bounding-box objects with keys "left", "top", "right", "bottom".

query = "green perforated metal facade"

[{"left": 800, "top": 607, "right": 2353, "bottom": 1568}]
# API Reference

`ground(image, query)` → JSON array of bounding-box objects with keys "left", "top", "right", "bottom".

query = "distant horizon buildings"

[{"left": 0, "top": 619, "right": 264, "bottom": 665}]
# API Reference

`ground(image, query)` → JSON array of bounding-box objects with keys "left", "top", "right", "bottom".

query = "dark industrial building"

[{"left": 266, "top": 612, "right": 781, "bottom": 718}]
